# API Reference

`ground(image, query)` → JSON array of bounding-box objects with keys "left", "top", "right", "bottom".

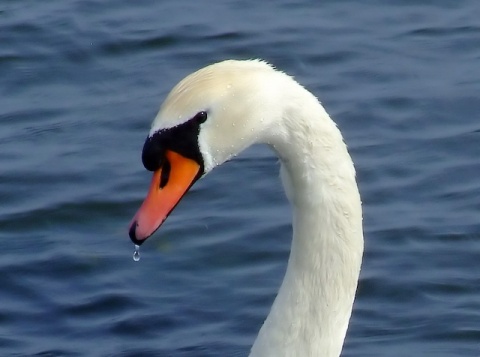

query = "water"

[
  {"left": 1, "top": 1, "right": 480, "bottom": 356},
  {"left": 133, "top": 245, "right": 140, "bottom": 262}
]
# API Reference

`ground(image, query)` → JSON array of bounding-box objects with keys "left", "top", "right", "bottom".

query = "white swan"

[{"left": 129, "top": 59, "right": 364, "bottom": 357}]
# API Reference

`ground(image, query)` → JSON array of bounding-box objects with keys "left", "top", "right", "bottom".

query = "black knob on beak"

[{"left": 142, "top": 136, "right": 164, "bottom": 171}]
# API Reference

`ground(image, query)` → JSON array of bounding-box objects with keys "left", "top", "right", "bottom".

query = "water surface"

[{"left": 1, "top": 1, "right": 480, "bottom": 356}]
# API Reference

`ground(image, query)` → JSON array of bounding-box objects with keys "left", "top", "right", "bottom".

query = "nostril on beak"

[{"left": 159, "top": 159, "right": 171, "bottom": 189}]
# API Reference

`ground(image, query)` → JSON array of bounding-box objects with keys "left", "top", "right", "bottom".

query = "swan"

[{"left": 129, "top": 59, "right": 364, "bottom": 357}]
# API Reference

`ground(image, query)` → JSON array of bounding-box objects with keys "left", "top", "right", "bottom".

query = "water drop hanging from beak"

[{"left": 133, "top": 244, "right": 141, "bottom": 262}]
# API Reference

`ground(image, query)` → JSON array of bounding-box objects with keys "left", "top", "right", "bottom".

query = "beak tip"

[{"left": 129, "top": 221, "right": 144, "bottom": 246}]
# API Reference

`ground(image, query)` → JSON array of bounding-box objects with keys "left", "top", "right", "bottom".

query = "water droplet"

[{"left": 133, "top": 244, "right": 140, "bottom": 262}]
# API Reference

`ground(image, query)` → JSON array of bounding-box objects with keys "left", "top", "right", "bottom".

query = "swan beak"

[{"left": 129, "top": 150, "right": 201, "bottom": 245}]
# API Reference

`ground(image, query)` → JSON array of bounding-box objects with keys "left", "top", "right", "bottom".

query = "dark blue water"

[{"left": 1, "top": 1, "right": 479, "bottom": 356}]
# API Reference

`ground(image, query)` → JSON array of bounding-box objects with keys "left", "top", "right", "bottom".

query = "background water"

[{"left": 1, "top": 1, "right": 479, "bottom": 356}]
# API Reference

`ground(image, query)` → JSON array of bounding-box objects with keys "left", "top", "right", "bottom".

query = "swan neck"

[{"left": 250, "top": 84, "right": 364, "bottom": 357}]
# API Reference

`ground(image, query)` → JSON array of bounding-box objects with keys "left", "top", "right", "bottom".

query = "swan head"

[{"left": 129, "top": 60, "right": 285, "bottom": 244}]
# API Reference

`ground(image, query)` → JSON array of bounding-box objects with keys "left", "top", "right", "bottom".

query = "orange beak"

[{"left": 129, "top": 150, "right": 201, "bottom": 244}]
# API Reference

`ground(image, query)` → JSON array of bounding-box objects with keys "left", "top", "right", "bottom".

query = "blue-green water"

[{"left": 1, "top": 1, "right": 480, "bottom": 356}]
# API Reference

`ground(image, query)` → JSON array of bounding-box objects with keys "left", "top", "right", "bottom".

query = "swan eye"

[{"left": 194, "top": 111, "right": 208, "bottom": 123}]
